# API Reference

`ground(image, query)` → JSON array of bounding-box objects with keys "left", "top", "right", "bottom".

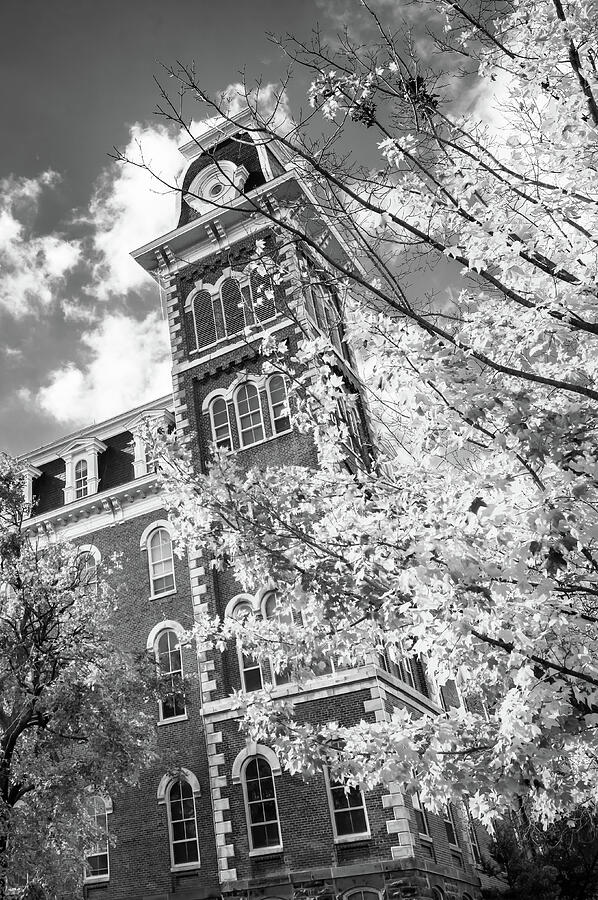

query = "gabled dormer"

[
  {"left": 61, "top": 437, "right": 107, "bottom": 504},
  {"left": 125, "top": 408, "right": 175, "bottom": 478}
]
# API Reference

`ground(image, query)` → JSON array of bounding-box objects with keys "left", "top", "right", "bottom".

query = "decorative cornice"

[{"left": 24, "top": 473, "right": 162, "bottom": 536}]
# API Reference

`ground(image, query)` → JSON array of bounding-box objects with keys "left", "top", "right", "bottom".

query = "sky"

[
  {"left": 0, "top": 0, "right": 350, "bottom": 455},
  {"left": 0, "top": 0, "right": 497, "bottom": 457}
]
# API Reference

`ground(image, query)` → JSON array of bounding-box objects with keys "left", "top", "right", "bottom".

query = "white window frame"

[
  {"left": 343, "top": 889, "right": 383, "bottom": 900},
  {"left": 324, "top": 769, "right": 371, "bottom": 843},
  {"left": 74, "top": 457, "right": 89, "bottom": 499},
  {"left": 145, "top": 526, "right": 176, "bottom": 599},
  {"left": 77, "top": 545, "right": 101, "bottom": 599},
  {"left": 208, "top": 396, "right": 232, "bottom": 451},
  {"left": 154, "top": 628, "right": 187, "bottom": 724},
  {"left": 411, "top": 791, "right": 432, "bottom": 841},
  {"left": 261, "top": 589, "right": 294, "bottom": 686},
  {"left": 443, "top": 803, "right": 461, "bottom": 850},
  {"left": 241, "top": 755, "right": 283, "bottom": 856},
  {"left": 232, "top": 599, "right": 264, "bottom": 692},
  {"left": 266, "top": 374, "right": 292, "bottom": 437},
  {"left": 234, "top": 382, "right": 265, "bottom": 449},
  {"left": 84, "top": 794, "right": 113, "bottom": 884},
  {"left": 157, "top": 770, "right": 201, "bottom": 872}
]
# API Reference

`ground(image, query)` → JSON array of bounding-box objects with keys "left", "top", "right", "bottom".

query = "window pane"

[
  {"left": 236, "top": 384, "right": 264, "bottom": 447},
  {"left": 330, "top": 780, "right": 368, "bottom": 836},
  {"left": 211, "top": 398, "right": 232, "bottom": 449},
  {"left": 75, "top": 459, "right": 88, "bottom": 499},
  {"left": 169, "top": 779, "right": 199, "bottom": 866},
  {"left": 244, "top": 757, "right": 281, "bottom": 849},
  {"left": 149, "top": 529, "right": 175, "bottom": 595},
  {"left": 268, "top": 376, "right": 291, "bottom": 435}
]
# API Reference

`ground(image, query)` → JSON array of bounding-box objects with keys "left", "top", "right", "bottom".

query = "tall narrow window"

[
  {"left": 192, "top": 289, "right": 217, "bottom": 350},
  {"left": 251, "top": 270, "right": 276, "bottom": 323},
  {"left": 156, "top": 629, "right": 186, "bottom": 721},
  {"left": 148, "top": 528, "right": 175, "bottom": 597},
  {"left": 221, "top": 278, "right": 245, "bottom": 336},
  {"left": 263, "top": 590, "right": 292, "bottom": 685},
  {"left": 443, "top": 804, "right": 459, "bottom": 847},
  {"left": 328, "top": 778, "right": 369, "bottom": 840},
  {"left": 77, "top": 551, "right": 98, "bottom": 598},
  {"left": 467, "top": 811, "right": 483, "bottom": 865},
  {"left": 209, "top": 397, "right": 232, "bottom": 450},
  {"left": 75, "top": 459, "right": 88, "bottom": 499},
  {"left": 234, "top": 602, "right": 263, "bottom": 692},
  {"left": 85, "top": 796, "right": 109, "bottom": 880},
  {"left": 235, "top": 384, "right": 264, "bottom": 447},
  {"left": 267, "top": 376, "right": 291, "bottom": 436},
  {"left": 168, "top": 778, "right": 200, "bottom": 867},
  {"left": 411, "top": 792, "right": 431, "bottom": 837},
  {"left": 243, "top": 757, "right": 282, "bottom": 851}
]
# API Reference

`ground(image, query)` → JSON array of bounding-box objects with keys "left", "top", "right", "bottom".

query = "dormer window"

[
  {"left": 61, "top": 437, "right": 107, "bottom": 505},
  {"left": 125, "top": 410, "right": 175, "bottom": 479},
  {"left": 184, "top": 161, "right": 249, "bottom": 216},
  {"left": 75, "top": 459, "right": 88, "bottom": 499}
]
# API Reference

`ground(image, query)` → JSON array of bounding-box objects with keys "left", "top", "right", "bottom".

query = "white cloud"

[
  {"left": 87, "top": 123, "right": 187, "bottom": 299},
  {"left": 35, "top": 311, "right": 171, "bottom": 426},
  {"left": 0, "top": 172, "right": 81, "bottom": 317},
  {"left": 217, "top": 82, "right": 293, "bottom": 134}
]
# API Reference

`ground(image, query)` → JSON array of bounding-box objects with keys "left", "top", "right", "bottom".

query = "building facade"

[{"left": 22, "top": 111, "right": 496, "bottom": 900}]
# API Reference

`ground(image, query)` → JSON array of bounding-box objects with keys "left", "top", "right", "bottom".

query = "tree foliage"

[
  {"left": 134, "top": 0, "right": 598, "bottom": 828},
  {"left": 0, "top": 454, "right": 156, "bottom": 896}
]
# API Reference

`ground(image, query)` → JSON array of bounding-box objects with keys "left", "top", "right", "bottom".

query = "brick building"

[{"left": 21, "top": 110, "right": 497, "bottom": 900}]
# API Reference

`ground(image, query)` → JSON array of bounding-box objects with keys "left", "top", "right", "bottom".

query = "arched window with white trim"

[
  {"left": 263, "top": 590, "right": 293, "bottom": 685},
  {"left": 233, "top": 600, "right": 263, "bottom": 692},
  {"left": 266, "top": 375, "right": 291, "bottom": 436},
  {"left": 235, "top": 383, "right": 264, "bottom": 448},
  {"left": 84, "top": 795, "right": 112, "bottom": 881},
  {"left": 155, "top": 628, "right": 186, "bottom": 721},
  {"left": 77, "top": 545, "right": 100, "bottom": 599},
  {"left": 325, "top": 772, "right": 370, "bottom": 841},
  {"left": 209, "top": 397, "right": 232, "bottom": 450},
  {"left": 75, "top": 458, "right": 88, "bottom": 499},
  {"left": 147, "top": 528, "right": 175, "bottom": 598},
  {"left": 158, "top": 771, "right": 201, "bottom": 870},
  {"left": 242, "top": 756, "right": 282, "bottom": 853}
]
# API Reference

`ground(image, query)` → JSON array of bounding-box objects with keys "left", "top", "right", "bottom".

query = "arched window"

[
  {"left": 155, "top": 629, "right": 186, "bottom": 721},
  {"left": 192, "top": 289, "right": 217, "bottom": 350},
  {"left": 326, "top": 774, "right": 369, "bottom": 841},
  {"left": 209, "top": 397, "right": 232, "bottom": 450},
  {"left": 235, "top": 383, "right": 264, "bottom": 448},
  {"left": 85, "top": 796, "right": 111, "bottom": 881},
  {"left": 263, "top": 590, "right": 293, "bottom": 685},
  {"left": 221, "top": 278, "right": 245, "bottom": 336},
  {"left": 267, "top": 376, "right": 291, "bottom": 436},
  {"left": 242, "top": 757, "right": 282, "bottom": 852},
  {"left": 167, "top": 777, "right": 200, "bottom": 868},
  {"left": 344, "top": 890, "right": 382, "bottom": 900},
  {"left": 77, "top": 546, "right": 100, "bottom": 598},
  {"left": 431, "top": 889, "right": 445, "bottom": 900},
  {"left": 75, "top": 459, "right": 88, "bottom": 499},
  {"left": 233, "top": 601, "right": 263, "bottom": 692},
  {"left": 148, "top": 528, "right": 175, "bottom": 597},
  {"left": 250, "top": 270, "right": 276, "bottom": 323}
]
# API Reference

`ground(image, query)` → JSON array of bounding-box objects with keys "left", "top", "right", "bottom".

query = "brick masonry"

[{"left": 24, "top": 128, "right": 501, "bottom": 900}]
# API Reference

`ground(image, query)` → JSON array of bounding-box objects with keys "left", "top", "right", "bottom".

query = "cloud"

[
  {"left": 87, "top": 123, "right": 187, "bottom": 299},
  {"left": 217, "top": 82, "right": 293, "bottom": 134},
  {"left": 34, "top": 311, "right": 171, "bottom": 426},
  {"left": 0, "top": 172, "right": 81, "bottom": 317}
]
